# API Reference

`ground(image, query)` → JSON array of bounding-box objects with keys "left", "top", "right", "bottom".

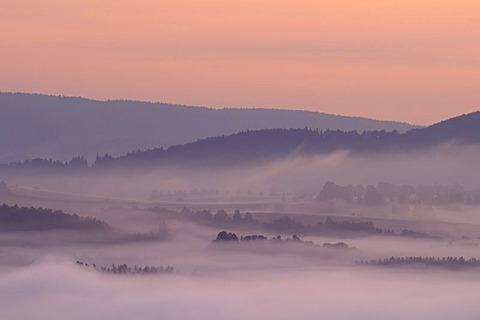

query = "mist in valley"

[
  {"left": 3, "top": 0, "right": 480, "bottom": 316},
  {"left": 1, "top": 204, "right": 480, "bottom": 320},
  {"left": 1, "top": 116, "right": 480, "bottom": 319},
  {"left": 3, "top": 143, "right": 480, "bottom": 199},
  {"left": 1, "top": 257, "right": 480, "bottom": 320}
]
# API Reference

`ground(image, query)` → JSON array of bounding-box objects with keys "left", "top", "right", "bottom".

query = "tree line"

[
  {"left": 149, "top": 207, "right": 435, "bottom": 239},
  {"left": 76, "top": 261, "right": 175, "bottom": 275},
  {"left": 213, "top": 231, "right": 353, "bottom": 250},
  {"left": 358, "top": 256, "right": 480, "bottom": 270},
  {"left": 0, "top": 203, "right": 110, "bottom": 231},
  {"left": 318, "top": 181, "right": 480, "bottom": 206}
]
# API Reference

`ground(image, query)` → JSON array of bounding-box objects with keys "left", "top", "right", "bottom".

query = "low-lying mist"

[
  {"left": 1, "top": 258, "right": 479, "bottom": 320},
  {"left": 3, "top": 143, "right": 480, "bottom": 200}
]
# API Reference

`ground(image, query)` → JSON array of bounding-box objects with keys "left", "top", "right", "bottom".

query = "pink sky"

[{"left": 1, "top": 0, "right": 479, "bottom": 125}]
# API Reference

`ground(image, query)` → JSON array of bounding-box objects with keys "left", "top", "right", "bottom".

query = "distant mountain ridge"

[{"left": 0, "top": 92, "right": 419, "bottom": 163}]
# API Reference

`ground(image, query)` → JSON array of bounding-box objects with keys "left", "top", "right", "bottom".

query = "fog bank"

[{"left": 1, "top": 259, "right": 478, "bottom": 320}]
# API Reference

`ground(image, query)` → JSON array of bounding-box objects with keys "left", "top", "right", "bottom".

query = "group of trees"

[
  {"left": 359, "top": 256, "right": 480, "bottom": 270},
  {"left": 183, "top": 208, "right": 257, "bottom": 225},
  {"left": 214, "top": 231, "right": 240, "bottom": 241},
  {"left": 1, "top": 156, "right": 88, "bottom": 172},
  {"left": 213, "top": 231, "right": 354, "bottom": 251},
  {"left": 213, "top": 231, "right": 310, "bottom": 244},
  {"left": 323, "top": 217, "right": 385, "bottom": 233},
  {"left": 317, "top": 181, "right": 480, "bottom": 206},
  {"left": 322, "top": 242, "right": 349, "bottom": 249},
  {"left": 0, "top": 203, "right": 110, "bottom": 231},
  {"left": 76, "top": 261, "right": 175, "bottom": 274},
  {"left": 149, "top": 207, "right": 258, "bottom": 227},
  {"left": 150, "top": 206, "right": 433, "bottom": 239}
]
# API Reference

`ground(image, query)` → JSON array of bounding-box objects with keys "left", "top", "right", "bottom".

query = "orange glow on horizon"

[{"left": 1, "top": 0, "right": 479, "bottom": 125}]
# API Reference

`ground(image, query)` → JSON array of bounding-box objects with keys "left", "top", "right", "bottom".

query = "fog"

[
  {"left": 1, "top": 200, "right": 479, "bottom": 319},
  {"left": 2, "top": 144, "right": 480, "bottom": 319},
  {"left": 1, "top": 259, "right": 479, "bottom": 320},
  {"left": 3, "top": 144, "right": 480, "bottom": 200}
]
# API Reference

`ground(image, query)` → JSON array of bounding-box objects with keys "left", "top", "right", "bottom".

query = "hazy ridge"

[
  {"left": 3, "top": 110, "right": 476, "bottom": 171},
  {"left": 0, "top": 92, "right": 419, "bottom": 162}
]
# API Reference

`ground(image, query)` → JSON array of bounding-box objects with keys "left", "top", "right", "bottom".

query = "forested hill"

[
  {"left": 94, "top": 111, "right": 480, "bottom": 168},
  {"left": 403, "top": 111, "right": 480, "bottom": 144},
  {"left": 0, "top": 92, "right": 418, "bottom": 162},
  {"left": 2, "top": 111, "right": 479, "bottom": 171}
]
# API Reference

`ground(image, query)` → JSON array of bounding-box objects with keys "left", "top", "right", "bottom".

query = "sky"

[{"left": 1, "top": 0, "right": 479, "bottom": 125}]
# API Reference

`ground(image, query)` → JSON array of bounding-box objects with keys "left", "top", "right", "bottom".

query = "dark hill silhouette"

[
  {"left": 0, "top": 92, "right": 419, "bottom": 163},
  {"left": 90, "top": 111, "right": 480, "bottom": 169},
  {"left": 1, "top": 111, "right": 478, "bottom": 172},
  {"left": 404, "top": 111, "right": 480, "bottom": 145}
]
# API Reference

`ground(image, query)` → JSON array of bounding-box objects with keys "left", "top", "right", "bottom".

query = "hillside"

[
  {"left": 3, "top": 111, "right": 478, "bottom": 172},
  {"left": 0, "top": 92, "right": 419, "bottom": 163},
  {"left": 92, "top": 111, "right": 480, "bottom": 168},
  {"left": 404, "top": 111, "right": 480, "bottom": 144}
]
